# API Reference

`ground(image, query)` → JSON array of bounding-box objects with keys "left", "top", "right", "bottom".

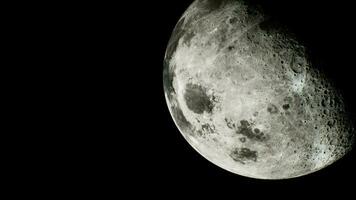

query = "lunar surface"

[{"left": 163, "top": 0, "right": 354, "bottom": 179}]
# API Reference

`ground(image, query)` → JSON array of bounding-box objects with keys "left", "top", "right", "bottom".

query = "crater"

[
  {"left": 230, "top": 148, "right": 258, "bottom": 164},
  {"left": 201, "top": 123, "right": 215, "bottom": 134},
  {"left": 184, "top": 83, "right": 214, "bottom": 114},
  {"left": 282, "top": 104, "right": 290, "bottom": 110},
  {"left": 182, "top": 31, "right": 195, "bottom": 46},
  {"left": 291, "top": 62, "right": 303, "bottom": 74},
  {"left": 236, "top": 120, "right": 268, "bottom": 142},
  {"left": 228, "top": 17, "right": 238, "bottom": 24},
  {"left": 267, "top": 104, "right": 278, "bottom": 114},
  {"left": 227, "top": 45, "right": 235, "bottom": 51},
  {"left": 225, "top": 118, "right": 236, "bottom": 129}
]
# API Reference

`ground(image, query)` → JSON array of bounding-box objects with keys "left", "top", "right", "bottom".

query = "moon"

[{"left": 163, "top": 0, "right": 354, "bottom": 179}]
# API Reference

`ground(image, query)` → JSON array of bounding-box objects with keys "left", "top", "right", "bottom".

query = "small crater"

[
  {"left": 282, "top": 104, "right": 290, "bottom": 110},
  {"left": 255, "top": 132, "right": 265, "bottom": 140},
  {"left": 225, "top": 118, "right": 236, "bottom": 129},
  {"left": 291, "top": 64, "right": 303, "bottom": 74},
  {"left": 227, "top": 45, "right": 235, "bottom": 51},
  {"left": 327, "top": 120, "right": 334, "bottom": 127},
  {"left": 239, "top": 137, "right": 246, "bottom": 143},
  {"left": 184, "top": 83, "right": 214, "bottom": 114},
  {"left": 240, "top": 120, "right": 250, "bottom": 127},
  {"left": 230, "top": 148, "right": 258, "bottom": 164},
  {"left": 267, "top": 104, "right": 278, "bottom": 114},
  {"left": 228, "top": 17, "right": 238, "bottom": 24}
]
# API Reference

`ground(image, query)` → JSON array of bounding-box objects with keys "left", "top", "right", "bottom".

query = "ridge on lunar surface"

[{"left": 163, "top": 0, "right": 355, "bottom": 179}]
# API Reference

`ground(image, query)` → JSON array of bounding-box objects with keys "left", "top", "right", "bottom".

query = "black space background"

[{"left": 100, "top": 0, "right": 356, "bottom": 194}]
